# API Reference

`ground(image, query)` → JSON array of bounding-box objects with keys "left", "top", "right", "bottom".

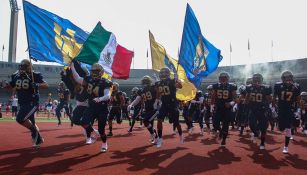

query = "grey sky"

[{"left": 1, "top": 0, "right": 307, "bottom": 68}]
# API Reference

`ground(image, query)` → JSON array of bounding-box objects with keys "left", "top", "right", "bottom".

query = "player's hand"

[
  {"left": 294, "top": 112, "right": 301, "bottom": 120},
  {"left": 232, "top": 104, "right": 238, "bottom": 112},
  {"left": 174, "top": 74, "right": 178, "bottom": 80},
  {"left": 93, "top": 97, "right": 102, "bottom": 103},
  {"left": 153, "top": 99, "right": 161, "bottom": 110},
  {"left": 127, "top": 105, "right": 132, "bottom": 111}
]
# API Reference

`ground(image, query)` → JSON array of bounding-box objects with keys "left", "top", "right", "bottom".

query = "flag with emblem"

[
  {"left": 179, "top": 3, "right": 222, "bottom": 88},
  {"left": 75, "top": 22, "right": 134, "bottom": 79},
  {"left": 23, "top": 1, "right": 88, "bottom": 65},
  {"left": 149, "top": 31, "right": 197, "bottom": 101}
]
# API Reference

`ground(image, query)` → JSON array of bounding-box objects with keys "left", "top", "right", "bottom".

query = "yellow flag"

[
  {"left": 149, "top": 31, "right": 197, "bottom": 101},
  {"left": 102, "top": 72, "right": 112, "bottom": 80}
]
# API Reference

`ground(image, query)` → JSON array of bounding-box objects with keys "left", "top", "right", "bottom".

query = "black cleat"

[{"left": 107, "top": 132, "right": 113, "bottom": 137}]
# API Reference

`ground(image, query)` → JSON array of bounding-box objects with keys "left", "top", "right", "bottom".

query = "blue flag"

[
  {"left": 179, "top": 4, "right": 222, "bottom": 88},
  {"left": 23, "top": 1, "right": 88, "bottom": 65}
]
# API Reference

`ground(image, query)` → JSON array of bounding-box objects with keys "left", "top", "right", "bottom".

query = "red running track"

[{"left": 0, "top": 122, "right": 307, "bottom": 175}]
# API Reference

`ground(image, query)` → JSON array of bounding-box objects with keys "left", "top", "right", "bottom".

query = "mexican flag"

[{"left": 75, "top": 22, "right": 134, "bottom": 79}]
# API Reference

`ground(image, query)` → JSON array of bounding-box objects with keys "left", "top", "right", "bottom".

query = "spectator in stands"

[
  {"left": 0, "top": 103, "right": 2, "bottom": 118},
  {"left": 11, "top": 95, "right": 18, "bottom": 120},
  {"left": 6, "top": 103, "right": 10, "bottom": 116}
]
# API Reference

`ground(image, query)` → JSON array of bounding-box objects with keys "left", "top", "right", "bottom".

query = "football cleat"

[
  {"left": 85, "top": 138, "right": 95, "bottom": 145},
  {"left": 156, "top": 138, "right": 163, "bottom": 148},
  {"left": 100, "top": 142, "right": 108, "bottom": 153},
  {"left": 282, "top": 146, "right": 289, "bottom": 154},
  {"left": 33, "top": 134, "right": 44, "bottom": 147},
  {"left": 179, "top": 135, "right": 184, "bottom": 144},
  {"left": 150, "top": 133, "right": 157, "bottom": 144},
  {"left": 107, "top": 132, "right": 113, "bottom": 137}
]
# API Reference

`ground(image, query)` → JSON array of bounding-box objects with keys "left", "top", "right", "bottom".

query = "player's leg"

[
  {"left": 64, "top": 103, "right": 73, "bottom": 127},
  {"left": 248, "top": 111, "right": 258, "bottom": 143},
  {"left": 55, "top": 102, "right": 64, "bottom": 126},
  {"left": 107, "top": 108, "right": 115, "bottom": 136},
  {"left": 16, "top": 104, "right": 42, "bottom": 146},
  {"left": 97, "top": 106, "right": 109, "bottom": 152},
  {"left": 220, "top": 110, "right": 230, "bottom": 146},
  {"left": 259, "top": 111, "right": 269, "bottom": 149},
  {"left": 143, "top": 110, "right": 158, "bottom": 144}
]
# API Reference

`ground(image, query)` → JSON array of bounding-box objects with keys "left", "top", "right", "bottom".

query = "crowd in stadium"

[{"left": 0, "top": 59, "right": 306, "bottom": 155}]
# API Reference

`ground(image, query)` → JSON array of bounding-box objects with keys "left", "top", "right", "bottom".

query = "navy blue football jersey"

[
  {"left": 274, "top": 82, "right": 300, "bottom": 109},
  {"left": 58, "top": 89, "right": 70, "bottom": 102},
  {"left": 84, "top": 76, "right": 112, "bottom": 105},
  {"left": 111, "top": 90, "right": 124, "bottom": 107},
  {"left": 10, "top": 72, "right": 45, "bottom": 105},
  {"left": 75, "top": 85, "right": 89, "bottom": 102},
  {"left": 141, "top": 85, "right": 157, "bottom": 111},
  {"left": 155, "top": 78, "right": 177, "bottom": 105},
  {"left": 212, "top": 83, "right": 237, "bottom": 108},
  {"left": 246, "top": 84, "right": 272, "bottom": 110}
]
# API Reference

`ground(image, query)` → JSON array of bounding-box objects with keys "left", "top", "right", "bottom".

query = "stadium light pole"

[{"left": 8, "top": 0, "right": 19, "bottom": 63}]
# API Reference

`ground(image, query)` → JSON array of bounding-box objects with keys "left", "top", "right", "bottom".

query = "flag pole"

[
  {"left": 229, "top": 42, "right": 232, "bottom": 75},
  {"left": 23, "top": 0, "right": 36, "bottom": 93},
  {"left": 146, "top": 48, "right": 148, "bottom": 69},
  {"left": 271, "top": 40, "right": 274, "bottom": 62},
  {"left": 1, "top": 45, "right": 4, "bottom": 61},
  {"left": 248, "top": 39, "right": 251, "bottom": 60},
  {"left": 132, "top": 48, "right": 135, "bottom": 69},
  {"left": 176, "top": 47, "right": 180, "bottom": 74}
]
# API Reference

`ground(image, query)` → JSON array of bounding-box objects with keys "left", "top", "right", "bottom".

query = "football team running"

[{"left": 1, "top": 59, "right": 307, "bottom": 155}]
